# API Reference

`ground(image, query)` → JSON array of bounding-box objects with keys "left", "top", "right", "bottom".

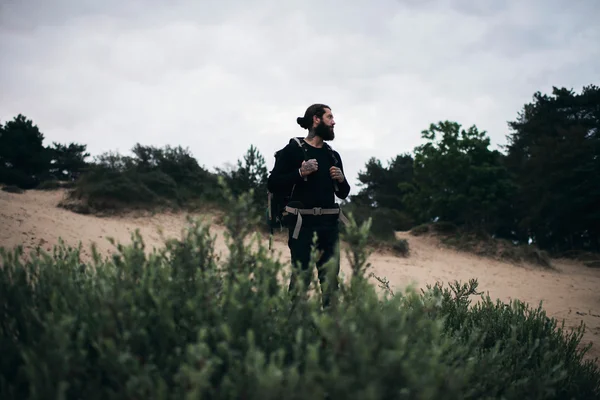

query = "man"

[{"left": 267, "top": 103, "right": 351, "bottom": 308}]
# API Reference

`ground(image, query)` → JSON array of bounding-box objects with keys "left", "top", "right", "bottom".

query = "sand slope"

[{"left": 1, "top": 188, "right": 599, "bottom": 363}]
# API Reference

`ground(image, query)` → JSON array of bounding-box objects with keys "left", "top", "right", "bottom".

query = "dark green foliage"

[
  {"left": 391, "top": 238, "right": 410, "bottom": 256},
  {"left": 440, "top": 232, "right": 554, "bottom": 268},
  {"left": 62, "top": 143, "right": 269, "bottom": 218},
  {"left": 427, "top": 280, "right": 600, "bottom": 398},
  {"left": 505, "top": 84, "right": 600, "bottom": 253},
  {"left": 348, "top": 84, "right": 599, "bottom": 257},
  {"left": 48, "top": 142, "right": 90, "bottom": 181},
  {"left": 64, "top": 144, "right": 220, "bottom": 212},
  {"left": 431, "top": 221, "right": 459, "bottom": 234},
  {"left": 216, "top": 144, "right": 268, "bottom": 220},
  {"left": 0, "top": 115, "right": 53, "bottom": 189},
  {"left": 353, "top": 154, "right": 415, "bottom": 212},
  {"left": 6, "top": 82, "right": 599, "bottom": 257},
  {"left": 406, "top": 121, "right": 517, "bottom": 235},
  {"left": 410, "top": 224, "right": 430, "bottom": 236},
  {"left": 0, "top": 115, "right": 90, "bottom": 189},
  {"left": 412, "top": 222, "right": 553, "bottom": 268},
  {"left": 1, "top": 186, "right": 598, "bottom": 399},
  {"left": 343, "top": 154, "right": 416, "bottom": 248},
  {"left": 1, "top": 185, "right": 24, "bottom": 194},
  {"left": 340, "top": 204, "right": 412, "bottom": 257},
  {"left": 343, "top": 204, "right": 413, "bottom": 241},
  {"left": 36, "top": 180, "right": 61, "bottom": 190}
]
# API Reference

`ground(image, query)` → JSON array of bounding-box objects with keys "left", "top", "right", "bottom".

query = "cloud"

[{"left": 1, "top": 0, "right": 598, "bottom": 192}]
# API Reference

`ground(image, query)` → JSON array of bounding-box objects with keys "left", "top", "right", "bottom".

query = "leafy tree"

[
  {"left": 0, "top": 114, "right": 52, "bottom": 188},
  {"left": 406, "top": 121, "right": 517, "bottom": 235},
  {"left": 94, "top": 150, "right": 135, "bottom": 172},
  {"left": 505, "top": 85, "right": 600, "bottom": 253},
  {"left": 347, "top": 153, "right": 417, "bottom": 237},
  {"left": 48, "top": 142, "right": 90, "bottom": 181},
  {"left": 217, "top": 144, "right": 268, "bottom": 211},
  {"left": 353, "top": 153, "right": 414, "bottom": 211}
]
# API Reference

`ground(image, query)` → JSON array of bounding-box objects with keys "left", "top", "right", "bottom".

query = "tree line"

[
  {"left": 346, "top": 84, "right": 599, "bottom": 256},
  {"left": 1, "top": 84, "right": 598, "bottom": 255}
]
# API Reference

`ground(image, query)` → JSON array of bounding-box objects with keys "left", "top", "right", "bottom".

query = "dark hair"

[{"left": 296, "top": 103, "right": 330, "bottom": 130}]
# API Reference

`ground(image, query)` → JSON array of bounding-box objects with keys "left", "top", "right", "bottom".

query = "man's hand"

[
  {"left": 329, "top": 166, "right": 345, "bottom": 182},
  {"left": 300, "top": 159, "right": 318, "bottom": 177}
]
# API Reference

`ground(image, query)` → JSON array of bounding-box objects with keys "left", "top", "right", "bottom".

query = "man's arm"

[
  {"left": 333, "top": 150, "right": 351, "bottom": 199},
  {"left": 267, "top": 144, "right": 304, "bottom": 193}
]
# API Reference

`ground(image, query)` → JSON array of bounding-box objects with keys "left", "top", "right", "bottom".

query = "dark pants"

[{"left": 288, "top": 221, "right": 340, "bottom": 308}]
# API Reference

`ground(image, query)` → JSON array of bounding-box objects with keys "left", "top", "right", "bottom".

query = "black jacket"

[{"left": 267, "top": 138, "right": 351, "bottom": 210}]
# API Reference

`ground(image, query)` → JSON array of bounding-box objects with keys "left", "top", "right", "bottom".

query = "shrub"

[
  {"left": 62, "top": 146, "right": 221, "bottom": 214},
  {"left": 342, "top": 204, "right": 412, "bottom": 243},
  {"left": 36, "top": 180, "right": 61, "bottom": 190},
  {"left": 432, "top": 221, "right": 458, "bottom": 234},
  {"left": 77, "top": 170, "right": 160, "bottom": 209},
  {"left": 585, "top": 260, "right": 600, "bottom": 269},
  {"left": 441, "top": 230, "right": 554, "bottom": 269},
  {"left": 0, "top": 168, "right": 39, "bottom": 189},
  {"left": 519, "top": 246, "right": 553, "bottom": 268},
  {"left": 1, "top": 183, "right": 599, "bottom": 399},
  {"left": 1, "top": 185, "right": 24, "bottom": 194},
  {"left": 410, "top": 223, "right": 430, "bottom": 236},
  {"left": 391, "top": 238, "right": 410, "bottom": 256}
]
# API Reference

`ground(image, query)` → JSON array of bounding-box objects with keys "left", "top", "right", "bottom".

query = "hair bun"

[{"left": 296, "top": 116, "right": 305, "bottom": 128}]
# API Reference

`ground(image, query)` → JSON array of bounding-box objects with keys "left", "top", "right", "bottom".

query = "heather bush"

[
  {"left": 1, "top": 182, "right": 599, "bottom": 399},
  {"left": 62, "top": 145, "right": 221, "bottom": 213}
]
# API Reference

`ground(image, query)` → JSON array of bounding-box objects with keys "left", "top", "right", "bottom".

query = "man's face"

[{"left": 314, "top": 108, "right": 335, "bottom": 141}]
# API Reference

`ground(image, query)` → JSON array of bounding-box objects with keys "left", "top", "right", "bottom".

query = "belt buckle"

[{"left": 312, "top": 207, "right": 322, "bottom": 215}]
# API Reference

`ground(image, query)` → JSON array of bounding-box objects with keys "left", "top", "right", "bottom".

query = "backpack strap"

[
  {"left": 271, "top": 138, "right": 349, "bottom": 241},
  {"left": 285, "top": 137, "right": 342, "bottom": 194},
  {"left": 323, "top": 142, "right": 339, "bottom": 165},
  {"left": 323, "top": 142, "right": 340, "bottom": 192},
  {"left": 291, "top": 137, "right": 308, "bottom": 182},
  {"left": 291, "top": 136, "right": 304, "bottom": 149}
]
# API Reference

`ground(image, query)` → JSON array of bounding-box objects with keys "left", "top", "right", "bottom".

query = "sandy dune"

[{"left": 1, "top": 188, "right": 599, "bottom": 363}]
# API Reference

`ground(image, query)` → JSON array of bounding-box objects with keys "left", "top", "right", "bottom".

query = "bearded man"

[{"left": 267, "top": 103, "right": 351, "bottom": 308}]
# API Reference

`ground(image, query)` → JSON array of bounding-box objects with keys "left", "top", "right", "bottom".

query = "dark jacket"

[{"left": 267, "top": 138, "right": 351, "bottom": 211}]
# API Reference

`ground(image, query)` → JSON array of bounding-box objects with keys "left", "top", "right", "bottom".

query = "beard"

[{"left": 315, "top": 120, "right": 335, "bottom": 141}]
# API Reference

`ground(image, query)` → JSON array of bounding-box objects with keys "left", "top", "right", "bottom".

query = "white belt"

[{"left": 284, "top": 206, "right": 350, "bottom": 239}]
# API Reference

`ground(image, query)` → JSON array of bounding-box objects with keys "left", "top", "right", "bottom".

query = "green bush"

[
  {"left": 73, "top": 169, "right": 160, "bottom": 209},
  {"left": 342, "top": 204, "right": 412, "bottom": 243},
  {"left": 63, "top": 146, "right": 221, "bottom": 213},
  {"left": 1, "top": 184, "right": 599, "bottom": 399},
  {"left": 392, "top": 238, "right": 410, "bottom": 256},
  {"left": 36, "top": 180, "right": 61, "bottom": 190},
  {"left": 1, "top": 185, "right": 24, "bottom": 194},
  {"left": 410, "top": 223, "right": 430, "bottom": 236},
  {"left": 0, "top": 167, "right": 39, "bottom": 189},
  {"left": 440, "top": 229, "right": 554, "bottom": 268},
  {"left": 432, "top": 221, "right": 458, "bottom": 234}
]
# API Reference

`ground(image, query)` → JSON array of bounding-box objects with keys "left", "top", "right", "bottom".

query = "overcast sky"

[{"left": 1, "top": 0, "right": 598, "bottom": 190}]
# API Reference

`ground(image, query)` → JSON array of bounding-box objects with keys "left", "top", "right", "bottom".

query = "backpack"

[{"left": 266, "top": 137, "right": 341, "bottom": 245}]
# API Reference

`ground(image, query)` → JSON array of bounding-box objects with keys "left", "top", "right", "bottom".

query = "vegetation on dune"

[
  {"left": 1, "top": 84, "right": 599, "bottom": 257},
  {"left": 59, "top": 144, "right": 223, "bottom": 215},
  {"left": 1, "top": 84, "right": 600, "bottom": 398},
  {"left": 342, "top": 84, "right": 600, "bottom": 260},
  {"left": 0, "top": 114, "right": 89, "bottom": 189},
  {"left": 1, "top": 186, "right": 599, "bottom": 399},
  {"left": 408, "top": 222, "right": 554, "bottom": 268}
]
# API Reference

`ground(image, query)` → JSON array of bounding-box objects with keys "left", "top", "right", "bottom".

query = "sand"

[{"left": 1, "top": 188, "right": 599, "bottom": 363}]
